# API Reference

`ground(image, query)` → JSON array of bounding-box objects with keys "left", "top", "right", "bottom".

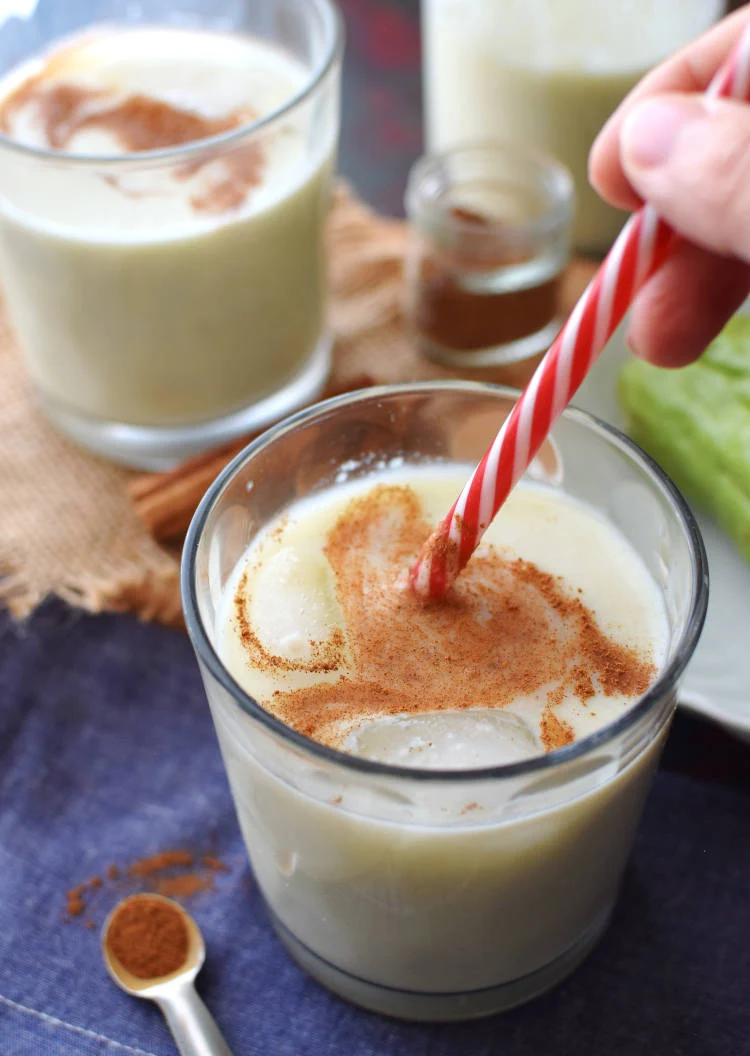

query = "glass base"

[
  {"left": 270, "top": 904, "right": 613, "bottom": 1022},
  {"left": 421, "top": 316, "right": 562, "bottom": 370},
  {"left": 39, "top": 333, "right": 332, "bottom": 471}
]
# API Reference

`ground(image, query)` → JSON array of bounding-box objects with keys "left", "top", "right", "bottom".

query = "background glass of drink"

[
  {"left": 422, "top": 0, "right": 722, "bottom": 254},
  {"left": 182, "top": 382, "right": 707, "bottom": 1021},
  {"left": 0, "top": 0, "right": 341, "bottom": 469}
]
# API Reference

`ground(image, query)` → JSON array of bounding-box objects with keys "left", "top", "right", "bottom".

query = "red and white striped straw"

[{"left": 410, "top": 21, "right": 750, "bottom": 601}]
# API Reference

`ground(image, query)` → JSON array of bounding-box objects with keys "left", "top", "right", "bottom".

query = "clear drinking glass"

[
  {"left": 0, "top": 0, "right": 342, "bottom": 469},
  {"left": 182, "top": 382, "right": 708, "bottom": 1021}
]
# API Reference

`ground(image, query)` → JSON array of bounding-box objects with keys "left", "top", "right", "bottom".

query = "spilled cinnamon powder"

[
  {"left": 128, "top": 851, "right": 194, "bottom": 877},
  {"left": 233, "top": 485, "right": 655, "bottom": 752},
  {"left": 155, "top": 874, "right": 213, "bottom": 899},
  {"left": 66, "top": 885, "right": 87, "bottom": 918},
  {"left": 64, "top": 849, "right": 230, "bottom": 925}
]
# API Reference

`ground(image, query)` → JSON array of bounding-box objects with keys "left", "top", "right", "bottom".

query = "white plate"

[{"left": 573, "top": 319, "right": 750, "bottom": 743}]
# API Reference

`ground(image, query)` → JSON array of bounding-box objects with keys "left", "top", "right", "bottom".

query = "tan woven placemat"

[{"left": 0, "top": 185, "right": 596, "bottom": 628}]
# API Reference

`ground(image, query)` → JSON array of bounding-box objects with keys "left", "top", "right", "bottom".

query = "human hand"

[{"left": 589, "top": 6, "right": 750, "bottom": 367}]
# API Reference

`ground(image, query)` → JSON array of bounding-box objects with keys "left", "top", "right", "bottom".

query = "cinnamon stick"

[{"left": 129, "top": 374, "right": 374, "bottom": 543}]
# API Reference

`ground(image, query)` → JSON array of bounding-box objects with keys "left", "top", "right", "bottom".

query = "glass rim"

[
  {"left": 181, "top": 380, "right": 709, "bottom": 785},
  {"left": 0, "top": 0, "right": 343, "bottom": 169},
  {"left": 404, "top": 141, "right": 575, "bottom": 242}
]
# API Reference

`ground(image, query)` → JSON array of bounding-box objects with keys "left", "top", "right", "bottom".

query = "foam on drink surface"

[{"left": 219, "top": 466, "right": 667, "bottom": 769}]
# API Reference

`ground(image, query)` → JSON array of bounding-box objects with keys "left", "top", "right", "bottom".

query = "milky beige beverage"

[
  {"left": 211, "top": 465, "right": 670, "bottom": 1009},
  {"left": 423, "top": 0, "right": 721, "bottom": 252},
  {"left": 0, "top": 23, "right": 338, "bottom": 465}
]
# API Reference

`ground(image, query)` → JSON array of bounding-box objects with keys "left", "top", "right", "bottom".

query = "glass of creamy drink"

[
  {"left": 182, "top": 382, "right": 707, "bottom": 1020},
  {"left": 422, "top": 0, "right": 722, "bottom": 254},
  {"left": 0, "top": 0, "right": 341, "bottom": 468}
]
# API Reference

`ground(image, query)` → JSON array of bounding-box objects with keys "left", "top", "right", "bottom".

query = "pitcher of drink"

[{"left": 422, "top": 0, "right": 722, "bottom": 254}]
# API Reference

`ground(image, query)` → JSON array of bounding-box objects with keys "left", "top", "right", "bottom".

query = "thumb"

[{"left": 620, "top": 92, "right": 750, "bottom": 263}]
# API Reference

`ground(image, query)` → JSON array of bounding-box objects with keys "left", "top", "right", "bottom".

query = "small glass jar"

[{"left": 404, "top": 143, "right": 574, "bottom": 371}]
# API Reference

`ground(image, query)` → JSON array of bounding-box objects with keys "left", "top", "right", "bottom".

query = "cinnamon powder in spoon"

[{"left": 106, "top": 896, "right": 189, "bottom": 980}]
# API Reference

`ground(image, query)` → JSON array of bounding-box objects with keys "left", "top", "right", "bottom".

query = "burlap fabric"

[{"left": 0, "top": 186, "right": 595, "bottom": 628}]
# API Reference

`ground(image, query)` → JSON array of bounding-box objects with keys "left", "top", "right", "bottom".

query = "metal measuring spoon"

[{"left": 102, "top": 893, "right": 234, "bottom": 1056}]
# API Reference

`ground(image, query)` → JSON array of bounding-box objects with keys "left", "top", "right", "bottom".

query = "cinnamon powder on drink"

[
  {"left": 233, "top": 484, "right": 655, "bottom": 750},
  {"left": 106, "top": 896, "right": 189, "bottom": 980},
  {"left": 0, "top": 74, "right": 264, "bottom": 214}
]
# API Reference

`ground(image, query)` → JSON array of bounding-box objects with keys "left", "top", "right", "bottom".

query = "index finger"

[{"left": 589, "top": 6, "right": 750, "bottom": 211}]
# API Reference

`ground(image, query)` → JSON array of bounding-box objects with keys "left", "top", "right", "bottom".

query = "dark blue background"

[{"left": 2, "top": 601, "right": 750, "bottom": 1056}]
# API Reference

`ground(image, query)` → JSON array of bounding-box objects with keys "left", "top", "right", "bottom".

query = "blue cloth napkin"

[{"left": 1, "top": 601, "right": 749, "bottom": 1056}]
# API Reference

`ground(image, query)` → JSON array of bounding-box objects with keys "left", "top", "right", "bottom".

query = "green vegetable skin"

[{"left": 618, "top": 315, "right": 750, "bottom": 563}]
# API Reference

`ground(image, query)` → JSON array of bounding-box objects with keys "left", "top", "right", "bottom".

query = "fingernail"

[{"left": 621, "top": 97, "right": 703, "bottom": 169}]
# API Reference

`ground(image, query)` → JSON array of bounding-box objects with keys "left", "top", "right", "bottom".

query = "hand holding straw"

[{"left": 409, "top": 23, "right": 750, "bottom": 601}]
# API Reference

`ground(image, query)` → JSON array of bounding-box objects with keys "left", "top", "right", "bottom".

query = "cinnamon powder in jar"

[
  {"left": 404, "top": 145, "right": 574, "bottom": 374},
  {"left": 414, "top": 205, "right": 561, "bottom": 354}
]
